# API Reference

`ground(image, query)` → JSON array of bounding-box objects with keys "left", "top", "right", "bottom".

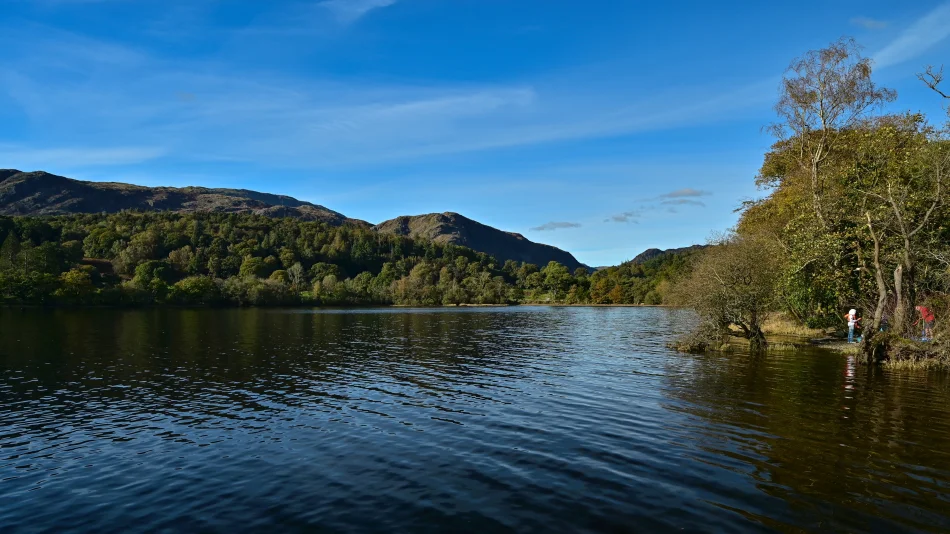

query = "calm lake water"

[{"left": 2, "top": 307, "right": 949, "bottom": 533}]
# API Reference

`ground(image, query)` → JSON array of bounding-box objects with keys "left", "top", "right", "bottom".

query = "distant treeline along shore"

[{"left": 0, "top": 211, "right": 697, "bottom": 308}]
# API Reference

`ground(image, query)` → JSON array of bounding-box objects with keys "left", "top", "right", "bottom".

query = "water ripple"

[{"left": 1, "top": 307, "right": 949, "bottom": 533}]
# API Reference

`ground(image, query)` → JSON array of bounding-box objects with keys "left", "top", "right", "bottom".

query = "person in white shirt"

[{"left": 844, "top": 309, "right": 861, "bottom": 344}]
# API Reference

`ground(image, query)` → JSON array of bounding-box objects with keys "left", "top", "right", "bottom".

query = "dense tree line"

[
  {"left": 0, "top": 212, "right": 687, "bottom": 307},
  {"left": 675, "top": 38, "right": 950, "bottom": 361}
]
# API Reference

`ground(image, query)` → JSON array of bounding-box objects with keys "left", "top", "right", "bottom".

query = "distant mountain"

[
  {"left": 375, "top": 212, "right": 586, "bottom": 271},
  {"left": 627, "top": 245, "right": 708, "bottom": 265},
  {"left": 0, "top": 169, "right": 361, "bottom": 226},
  {"left": 0, "top": 170, "right": 589, "bottom": 270}
]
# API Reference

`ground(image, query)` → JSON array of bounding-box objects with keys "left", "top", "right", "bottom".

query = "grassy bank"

[
  {"left": 760, "top": 315, "right": 830, "bottom": 339},
  {"left": 877, "top": 338, "right": 950, "bottom": 371},
  {"left": 759, "top": 315, "right": 950, "bottom": 368}
]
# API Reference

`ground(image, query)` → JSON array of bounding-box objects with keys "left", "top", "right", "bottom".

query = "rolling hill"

[
  {"left": 374, "top": 212, "right": 586, "bottom": 271},
  {"left": 627, "top": 245, "right": 708, "bottom": 265},
  {"left": 0, "top": 169, "right": 358, "bottom": 226},
  {"left": 1, "top": 169, "right": 586, "bottom": 270}
]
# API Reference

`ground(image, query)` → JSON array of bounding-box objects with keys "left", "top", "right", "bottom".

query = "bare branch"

[{"left": 918, "top": 65, "right": 950, "bottom": 99}]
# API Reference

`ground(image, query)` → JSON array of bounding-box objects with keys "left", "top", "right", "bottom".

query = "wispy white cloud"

[
  {"left": 873, "top": 2, "right": 950, "bottom": 68},
  {"left": 605, "top": 211, "right": 639, "bottom": 223},
  {"left": 0, "top": 145, "right": 164, "bottom": 168},
  {"left": 530, "top": 221, "right": 581, "bottom": 232},
  {"left": 0, "top": 26, "right": 772, "bottom": 169},
  {"left": 603, "top": 189, "right": 710, "bottom": 222},
  {"left": 0, "top": 8, "right": 782, "bottom": 172},
  {"left": 319, "top": 0, "right": 397, "bottom": 24},
  {"left": 659, "top": 188, "right": 711, "bottom": 199},
  {"left": 851, "top": 16, "right": 888, "bottom": 30},
  {"left": 29, "top": 0, "right": 129, "bottom": 4}
]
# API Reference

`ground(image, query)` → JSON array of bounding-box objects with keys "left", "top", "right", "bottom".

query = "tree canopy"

[{"left": 0, "top": 211, "right": 693, "bottom": 308}]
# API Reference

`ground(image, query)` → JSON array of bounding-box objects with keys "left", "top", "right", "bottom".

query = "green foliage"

[
  {"left": 239, "top": 256, "right": 267, "bottom": 278},
  {"left": 56, "top": 267, "right": 95, "bottom": 301},
  {"left": 709, "top": 39, "right": 950, "bottom": 361},
  {"left": 0, "top": 210, "right": 702, "bottom": 308},
  {"left": 0, "top": 233, "right": 20, "bottom": 268},
  {"left": 586, "top": 249, "right": 702, "bottom": 305},
  {"left": 170, "top": 276, "right": 221, "bottom": 305},
  {"left": 674, "top": 235, "right": 782, "bottom": 351}
]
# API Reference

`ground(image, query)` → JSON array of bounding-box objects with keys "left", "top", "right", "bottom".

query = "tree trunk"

[
  {"left": 810, "top": 161, "right": 828, "bottom": 230},
  {"left": 866, "top": 214, "right": 888, "bottom": 332},
  {"left": 894, "top": 265, "right": 907, "bottom": 334},
  {"left": 892, "top": 262, "right": 916, "bottom": 335},
  {"left": 902, "top": 251, "right": 916, "bottom": 335},
  {"left": 861, "top": 330, "right": 890, "bottom": 365},
  {"left": 862, "top": 214, "right": 890, "bottom": 363},
  {"left": 748, "top": 326, "right": 767, "bottom": 353},
  {"left": 747, "top": 310, "right": 767, "bottom": 353}
]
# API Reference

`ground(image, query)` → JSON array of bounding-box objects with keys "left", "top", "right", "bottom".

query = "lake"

[{"left": 1, "top": 307, "right": 949, "bottom": 533}]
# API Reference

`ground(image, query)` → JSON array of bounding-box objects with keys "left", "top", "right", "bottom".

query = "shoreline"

[
  {"left": 1, "top": 303, "right": 675, "bottom": 310},
  {"left": 761, "top": 317, "right": 947, "bottom": 370}
]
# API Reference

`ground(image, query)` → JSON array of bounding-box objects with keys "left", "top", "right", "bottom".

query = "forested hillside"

[
  {"left": 0, "top": 212, "right": 699, "bottom": 307},
  {"left": 375, "top": 212, "right": 586, "bottom": 271},
  {"left": 590, "top": 246, "right": 705, "bottom": 305},
  {"left": 0, "top": 170, "right": 357, "bottom": 225},
  {"left": 1, "top": 170, "right": 586, "bottom": 273}
]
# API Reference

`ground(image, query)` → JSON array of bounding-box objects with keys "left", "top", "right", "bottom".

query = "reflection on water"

[{"left": 1, "top": 307, "right": 949, "bottom": 533}]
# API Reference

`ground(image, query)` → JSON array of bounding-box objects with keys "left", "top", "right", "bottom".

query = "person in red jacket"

[{"left": 915, "top": 305, "right": 935, "bottom": 341}]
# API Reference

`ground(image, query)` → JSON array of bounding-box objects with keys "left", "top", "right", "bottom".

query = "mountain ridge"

[
  {"left": 626, "top": 245, "right": 708, "bottom": 265},
  {"left": 0, "top": 169, "right": 586, "bottom": 270},
  {"left": 0, "top": 169, "right": 360, "bottom": 226},
  {"left": 374, "top": 212, "right": 586, "bottom": 271}
]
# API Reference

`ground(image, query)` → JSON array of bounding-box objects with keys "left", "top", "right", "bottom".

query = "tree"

[
  {"left": 541, "top": 261, "right": 572, "bottom": 297},
  {"left": 20, "top": 242, "right": 66, "bottom": 274},
  {"left": 675, "top": 234, "right": 782, "bottom": 352},
  {"left": 57, "top": 267, "right": 95, "bottom": 301},
  {"left": 172, "top": 276, "right": 221, "bottom": 305},
  {"left": 772, "top": 38, "right": 896, "bottom": 229},
  {"left": 269, "top": 270, "right": 289, "bottom": 284},
  {"left": 855, "top": 116, "right": 949, "bottom": 336},
  {"left": 168, "top": 246, "right": 195, "bottom": 274},
  {"left": 0, "top": 232, "right": 20, "bottom": 268},
  {"left": 133, "top": 260, "right": 174, "bottom": 302},
  {"left": 279, "top": 247, "right": 297, "bottom": 269},
  {"left": 608, "top": 285, "right": 623, "bottom": 304},
  {"left": 287, "top": 262, "right": 306, "bottom": 290},
  {"left": 207, "top": 256, "right": 223, "bottom": 278},
  {"left": 313, "top": 274, "right": 342, "bottom": 304},
  {"left": 62, "top": 241, "right": 84, "bottom": 264},
  {"left": 309, "top": 262, "right": 340, "bottom": 282},
  {"left": 239, "top": 256, "right": 266, "bottom": 278}
]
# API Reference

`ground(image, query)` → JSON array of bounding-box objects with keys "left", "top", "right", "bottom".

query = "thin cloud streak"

[
  {"left": 659, "top": 188, "right": 711, "bottom": 198},
  {"left": 0, "top": 145, "right": 165, "bottom": 168},
  {"left": 0, "top": 27, "right": 774, "bottom": 169},
  {"left": 605, "top": 211, "right": 639, "bottom": 223},
  {"left": 530, "top": 221, "right": 581, "bottom": 232},
  {"left": 873, "top": 2, "right": 950, "bottom": 68},
  {"left": 851, "top": 17, "right": 888, "bottom": 30},
  {"left": 319, "top": 0, "right": 397, "bottom": 24}
]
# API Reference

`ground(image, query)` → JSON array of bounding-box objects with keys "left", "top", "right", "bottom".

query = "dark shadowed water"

[{"left": 2, "top": 307, "right": 950, "bottom": 533}]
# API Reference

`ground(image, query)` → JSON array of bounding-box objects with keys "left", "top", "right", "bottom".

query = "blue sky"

[{"left": 2, "top": 0, "right": 949, "bottom": 266}]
